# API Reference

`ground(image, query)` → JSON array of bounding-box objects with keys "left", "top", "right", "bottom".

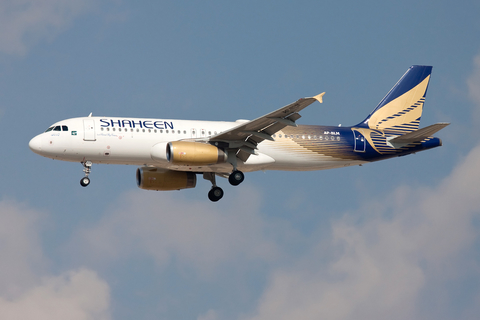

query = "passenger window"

[
  {"left": 62, "top": 126, "right": 68, "bottom": 131},
  {"left": 54, "top": 126, "right": 61, "bottom": 131}
]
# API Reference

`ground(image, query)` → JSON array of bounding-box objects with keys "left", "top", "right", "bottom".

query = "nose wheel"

[
  {"left": 80, "top": 160, "right": 92, "bottom": 187},
  {"left": 80, "top": 176, "right": 90, "bottom": 187}
]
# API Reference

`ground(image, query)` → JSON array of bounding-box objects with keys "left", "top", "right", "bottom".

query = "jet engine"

[
  {"left": 166, "top": 141, "right": 227, "bottom": 166},
  {"left": 136, "top": 167, "right": 196, "bottom": 191}
]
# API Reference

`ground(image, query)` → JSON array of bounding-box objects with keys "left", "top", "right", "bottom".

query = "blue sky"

[{"left": 1, "top": 1, "right": 480, "bottom": 319}]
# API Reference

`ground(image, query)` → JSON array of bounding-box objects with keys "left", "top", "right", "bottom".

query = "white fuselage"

[{"left": 29, "top": 116, "right": 365, "bottom": 174}]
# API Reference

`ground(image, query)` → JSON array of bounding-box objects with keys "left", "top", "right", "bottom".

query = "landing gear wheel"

[
  {"left": 208, "top": 186, "right": 224, "bottom": 202},
  {"left": 80, "top": 161, "right": 92, "bottom": 187},
  {"left": 80, "top": 177, "right": 90, "bottom": 187},
  {"left": 228, "top": 170, "right": 244, "bottom": 186}
]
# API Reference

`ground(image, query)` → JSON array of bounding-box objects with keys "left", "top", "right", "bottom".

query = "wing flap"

[{"left": 210, "top": 93, "right": 325, "bottom": 145}]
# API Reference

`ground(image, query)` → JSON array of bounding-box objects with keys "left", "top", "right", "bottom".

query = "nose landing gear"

[{"left": 80, "top": 161, "right": 92, "bottom": 187}]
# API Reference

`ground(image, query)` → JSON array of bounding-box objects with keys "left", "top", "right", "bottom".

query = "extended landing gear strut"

[
  {"left": 203, "top": 170, "right": 245, "bottom": 202},
  {"left": 80, "top": 160, "right": 92, "bottom": 187}
]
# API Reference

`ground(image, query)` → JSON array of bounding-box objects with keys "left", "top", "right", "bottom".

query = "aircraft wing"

[{"left": 206, "top": 92, "right": 325, "bottom": 161}]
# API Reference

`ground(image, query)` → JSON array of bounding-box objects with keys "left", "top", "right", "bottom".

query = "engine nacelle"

[
  {"left": 136, "top": 167, "right": 196, "bottom": 191},
  {"left": 166, "top": 141, "right": 227, "bottom": 166}
]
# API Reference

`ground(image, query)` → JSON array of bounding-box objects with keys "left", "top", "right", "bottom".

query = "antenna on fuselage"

[{"left": 88, "top": 113, "right": 92, "bottom": 117}]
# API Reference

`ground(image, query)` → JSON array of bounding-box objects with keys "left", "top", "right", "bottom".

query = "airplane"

[{"left": 29, "top": 65, "right": 449, "bottom": 202}]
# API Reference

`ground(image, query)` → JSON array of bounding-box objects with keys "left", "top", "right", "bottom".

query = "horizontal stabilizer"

[{"left": 388, "top": 122, "right": 449, "bottom": 147}]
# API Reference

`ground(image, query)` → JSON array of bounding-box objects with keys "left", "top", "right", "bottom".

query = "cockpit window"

[{"left": 45, "top": 125, "right": 68, "bottom": 132}]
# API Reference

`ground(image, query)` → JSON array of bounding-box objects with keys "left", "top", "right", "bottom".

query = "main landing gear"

[
  {"left": 80, "top": 160, "right": 92, "bottom": 187},
  {"left": 204, "top": 170, "right": 245, "bottom": 202},
  {"left": 208, "top": 186, "right": 224, "bottom": 202},
  {"left": 228, "top": 170, "right": 244, "bottom": 186}
]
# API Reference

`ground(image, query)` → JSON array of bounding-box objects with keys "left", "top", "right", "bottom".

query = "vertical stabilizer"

[{"left": 357, "top": 65, "right": 432, "bottom": 134}]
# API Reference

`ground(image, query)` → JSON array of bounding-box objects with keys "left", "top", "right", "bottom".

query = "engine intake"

[
  {"left": 166, "top": 141, "right": 227, "bottom": 166},
  {"left": 136, "top": 167, "right": 196, "bottom": 191}
]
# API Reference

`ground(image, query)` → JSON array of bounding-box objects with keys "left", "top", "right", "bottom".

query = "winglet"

[{"left": 313, "top": 92, "right": 325, "bottom": 103}]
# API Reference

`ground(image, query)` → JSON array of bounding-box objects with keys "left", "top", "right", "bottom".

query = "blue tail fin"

[{"left": 357, "top": 65, "right": 432, "bottom": 134}]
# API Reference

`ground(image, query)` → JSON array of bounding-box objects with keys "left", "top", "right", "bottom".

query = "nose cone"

[{"left": 29, "top": 135, "right": 43, "bottom": 154}]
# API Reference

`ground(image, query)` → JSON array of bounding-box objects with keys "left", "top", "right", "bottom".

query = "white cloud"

[
  {"left": 0, "top": 199, "right": 47, "bottom": 297},
  {"left": 0, "top": 269, "right": 110, "bottom": 320},
  {"left": 0, "top": 0, "right": 93, "bottom": 55},
  {"left": 198, "top": 309, "right": 219, "bottom": 320},
  {"left": 72, "top": 187, "right": 283, "bottom": 278},
  {"left": 0, "top": 199, "right": 111, "bottom": 319}
]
